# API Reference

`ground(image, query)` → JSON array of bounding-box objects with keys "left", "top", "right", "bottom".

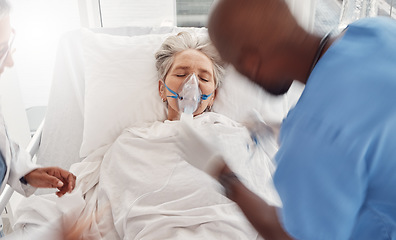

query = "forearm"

[{"left": 220, "top": 169, "right": 292, "bottom": 240}]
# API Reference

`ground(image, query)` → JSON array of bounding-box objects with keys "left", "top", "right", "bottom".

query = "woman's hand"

[{"left": 24, "top": 167, "right": 76, "bottom": 197}]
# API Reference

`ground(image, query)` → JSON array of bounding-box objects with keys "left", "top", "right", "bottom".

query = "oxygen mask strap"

[
  {"left": 164, "top": 82, "right": 179, "bottom": 99},
  {"left": 201, "top": 92, "right": 213, "bottom": 100}
]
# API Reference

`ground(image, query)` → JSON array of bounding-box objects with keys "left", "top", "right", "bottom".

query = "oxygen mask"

[{"left": 164, "top": 73, "right": 213, "bottom": 116}]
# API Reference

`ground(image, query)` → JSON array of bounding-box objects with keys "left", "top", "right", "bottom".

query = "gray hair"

[
  {"left": 0, "top": 0, "right": 11, "bottom": 20},
  {"left": 155, "top": 31, "right": 225, "bottom": 88}
]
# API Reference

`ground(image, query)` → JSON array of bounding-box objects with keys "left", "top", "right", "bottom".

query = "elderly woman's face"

[{"left": 159, "top": 49, "right": 216, "bottom": 121}]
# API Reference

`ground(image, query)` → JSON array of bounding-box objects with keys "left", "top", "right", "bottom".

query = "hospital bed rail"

[{"left": 0, "top": 119, "right": 45, "bottom": 213}]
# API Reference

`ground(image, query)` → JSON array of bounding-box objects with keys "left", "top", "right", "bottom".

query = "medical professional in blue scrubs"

[
  {"left": 183, "top": 0, "right": 396, "bottom": 239},
  {"left": 0, "top": 0, "right": 75, "bottom": 198}
]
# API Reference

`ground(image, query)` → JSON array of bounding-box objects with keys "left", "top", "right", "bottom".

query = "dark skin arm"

[
  {"left": 221, "top": 166, "right": 293, "bottom": 240},
  {"left": 24, "top": 167, "right": 76, "bottom": 197}
]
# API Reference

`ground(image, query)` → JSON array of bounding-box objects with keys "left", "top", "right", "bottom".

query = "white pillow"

[
  {"left": 81, "top": 30, "right": 169, "bottom": 157},
  {"left": 80, "top": 29, "right": 303, "bottom": 158}
]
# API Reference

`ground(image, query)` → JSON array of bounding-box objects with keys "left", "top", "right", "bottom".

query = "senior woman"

[
  {"left": 12, "top": 32, "right": 277, "bottom": 240},
  {"left": 156, "top": 31, "right": 224, "bottom": 120}
]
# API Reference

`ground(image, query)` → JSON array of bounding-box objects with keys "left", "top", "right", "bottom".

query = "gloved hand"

[
  {"left": 243, "top": 110, "right": 279, "bottom": 159},
  {"left": 177, "top": 120, "right": 226, "bottom": 179}
]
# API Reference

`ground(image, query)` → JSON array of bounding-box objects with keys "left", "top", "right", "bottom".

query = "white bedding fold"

[{"left": 14, "top": 112, "right": 279, "bottom": 239}]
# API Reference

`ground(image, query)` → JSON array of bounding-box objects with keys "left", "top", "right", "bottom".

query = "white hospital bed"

[
  {"left": 36, "top": 26, "right": 303, "bottom": 172},
  {"left": 32, "top": 0, "right": 318, "bottom": 180},
  {"left": 31, "top": 0, "right": 318, "bottom": 177}
]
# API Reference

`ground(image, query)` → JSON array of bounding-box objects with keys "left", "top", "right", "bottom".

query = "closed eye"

[
  {"left": 200, "top": 77, "right": 209, "bottom": 82},
  {"left": 176, "top": 74, "right": 186, "bottom": 77}
]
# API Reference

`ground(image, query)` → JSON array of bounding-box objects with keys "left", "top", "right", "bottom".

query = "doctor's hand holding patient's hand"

[{"left": 24, "top": 167, "right": 76, "bottom": 197}]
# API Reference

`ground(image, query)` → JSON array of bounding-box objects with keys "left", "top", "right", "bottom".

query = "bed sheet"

[{"left": 14, "top": 112, "right": 278, "bottom": 239}]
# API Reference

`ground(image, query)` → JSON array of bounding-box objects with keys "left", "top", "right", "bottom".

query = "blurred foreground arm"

[
  {"left": 220, "top": 166, "right": 292, "bottom": 240},
  {"left": 177, "top": 122, "right": 292, "bottom": 239}
]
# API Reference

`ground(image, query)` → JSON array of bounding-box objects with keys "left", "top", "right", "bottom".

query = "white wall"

[
  {"left": 79, "top": 0, "right": 176, "bottom": 28},
  {"left": 9, "top": 0, "right": 80, "bottom": 109}
]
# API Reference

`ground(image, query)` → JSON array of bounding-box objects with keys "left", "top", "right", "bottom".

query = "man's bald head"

[
  {"left": 209, "top": 0, "right": 302, "bottom": 63},
  {"left": 208, "top": 0, "right": 314, "bottom": 95}
]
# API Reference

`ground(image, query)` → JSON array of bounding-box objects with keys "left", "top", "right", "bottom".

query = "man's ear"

[{"left": 158, "top": 80, "right": 166, "bottom": 101}]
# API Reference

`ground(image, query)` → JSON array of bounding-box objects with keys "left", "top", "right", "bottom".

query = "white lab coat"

[{"left": 0, "top": 110, "right": 38, "bottom": 197}]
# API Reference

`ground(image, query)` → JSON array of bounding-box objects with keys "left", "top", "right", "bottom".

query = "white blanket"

[{"left": 13, "top": 112, "right": 279, "bottom": 239}]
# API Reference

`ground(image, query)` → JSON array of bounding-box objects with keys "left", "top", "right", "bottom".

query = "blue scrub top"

[{"left": 274, "top": 17, "right": 396, "bottom": 239}]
